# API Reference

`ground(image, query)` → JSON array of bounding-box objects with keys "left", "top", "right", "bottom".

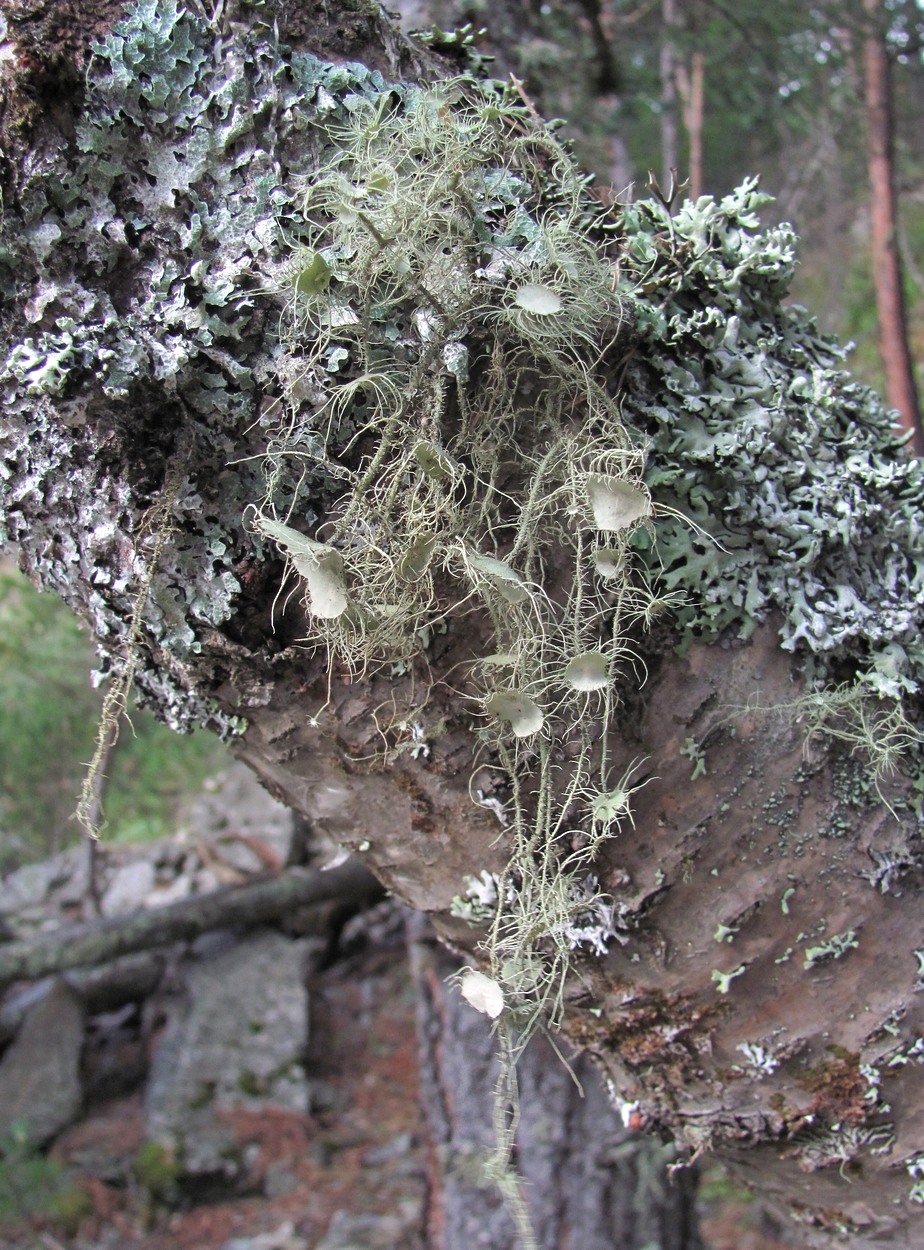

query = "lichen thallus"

[{"left": 254, "top": 80, "right": 680, "bottom": 1244}]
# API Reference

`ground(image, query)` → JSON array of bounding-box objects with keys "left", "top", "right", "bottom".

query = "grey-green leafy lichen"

[
  {"left": 3, "top": 1, "right": 921, "bottom": 745},
  {"left": 4, "top": 3, "right": 924, "bottom": 1238},
  {"left": 0, "top": 0, "right": 392, "bottom": 730},
  {"left": 617, "top": 183, "right": 924, "bottom": 705}
]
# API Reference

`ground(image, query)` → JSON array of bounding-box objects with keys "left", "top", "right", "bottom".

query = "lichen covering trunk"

[{"left": 3, "top": 2, "right": 924, "bottom": 1244}]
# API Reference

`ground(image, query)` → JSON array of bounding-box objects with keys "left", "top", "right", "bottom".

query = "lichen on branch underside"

[
  {"left": 3, "top": 0, "right": 924, "bottom": 1231},
  {"left": 254, "top": 77, "right": 655, "bottom": 1049}
]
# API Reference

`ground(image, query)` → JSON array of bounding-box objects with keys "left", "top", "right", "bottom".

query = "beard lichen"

[
  {"left": 247, "top": 75, "right": 924, "bottom": 1241},
  {"left": 4, "top": 0, "right": 924, "bottom": 1235},
  {"left": 254, "top": 79, "right": 655, "bottom": 1244}
]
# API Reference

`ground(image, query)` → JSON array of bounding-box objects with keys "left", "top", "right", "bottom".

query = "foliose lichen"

[
  {"left": 4, "top": 3, "right": 924, "bottom": 1232},
  {"left": 0, "top": 0, "right": 392, "bottom": 730},
  {"left": 618, "top": 182, "right": 924, "bottom": 704}
]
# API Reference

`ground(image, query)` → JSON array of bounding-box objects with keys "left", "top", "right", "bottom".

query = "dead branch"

[{"left": 0, "top": 859, "right": 380, "bottom": 993}]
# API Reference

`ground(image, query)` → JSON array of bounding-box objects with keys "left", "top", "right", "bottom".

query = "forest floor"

[
  {"left": 0, "top": 757, "right": 808, "bottom": 1250},
  {"left": 6, "top": 924, "right": 806, "bottom": 1250},
  {"left": 18, "top": 922, "right": 428, "bottom": 1250}
]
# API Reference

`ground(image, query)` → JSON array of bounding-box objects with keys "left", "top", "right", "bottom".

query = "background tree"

[
  {"left": 860, "top": 0, "right": 924, "bottom": 451},
  {"left": 2, "top": 2, "right": 924, "bottom": 1248},
  {"left": 428, "top": 0, "right": 924, "bottom": 442}
]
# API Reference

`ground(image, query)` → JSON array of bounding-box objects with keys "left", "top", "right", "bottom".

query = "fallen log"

[
  {"left": 0, "top": 950, "right": 167, "bottom": 1046},
  {"left": 0, "top": 859, "right": 380, "bottom": 993}
]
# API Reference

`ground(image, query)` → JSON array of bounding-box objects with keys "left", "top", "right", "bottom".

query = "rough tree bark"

[
  {"left": 861, "top": 0, "right": 924, "bottom": 455},
  {"left": 1, "top": 3, "right": 924, "bottom": 1248},
  {"left": 406, "top": 912, "right": 703, "bottom": 1250}
]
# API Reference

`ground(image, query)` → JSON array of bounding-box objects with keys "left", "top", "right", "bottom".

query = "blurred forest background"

[{"left": 3, "top": 0, "right": 924, "bottom": 871}]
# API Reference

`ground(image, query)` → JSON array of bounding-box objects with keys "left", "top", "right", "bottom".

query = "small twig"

[{"left": 509, "top": 73, "right": 545, "bottom": 129}]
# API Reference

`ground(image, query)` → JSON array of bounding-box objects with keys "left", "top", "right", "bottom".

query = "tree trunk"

[
  {"left": 685, "top": 47, "right": 704, "bottom": 200},
  {"left": 2, "top": 3, "right": 924, "bottom": 1246},
  {"left": 660, "top": 0, "right": 680, "bottom": 185},
  {"left": 669, "top": 0, "right": 705, "bottom": 202},
  {"left": 407, "top": 912, "right": 704, "bottom": 1250},
  {"left": 862, "top": 0, "right": 924, "bottom": 454}
]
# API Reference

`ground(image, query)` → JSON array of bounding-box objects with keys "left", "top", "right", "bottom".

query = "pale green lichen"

[
  {"left": 712, "top": 963, "right": 748, "bottom": 993},
  {"left": 2, "top": 2, "right": 924, "bottom": 1232},
  {"left": 803, "top": 929, "right": 859, "bottom": 971}
]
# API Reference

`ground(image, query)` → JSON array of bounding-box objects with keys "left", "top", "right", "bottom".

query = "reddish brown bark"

[
  {"left": 661, "top": 0, "right": 681, "bottom": 185},
  {"left": 406, "top": 912, "right": 704, "bottom": 1250},
  {"left": 686, "top": 49, "right": 704, "bottom": 201},
  {"left": 862, "top": 0, "right": 924, "bottom": 454},
  {"left": 668, "top": 4, "right": 704, "bottom": 201}
]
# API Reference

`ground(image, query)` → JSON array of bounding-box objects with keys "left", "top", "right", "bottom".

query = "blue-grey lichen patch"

[
  {"left": 0, "top": 0, "right": 389, "bottom": 729},
  {"left": 618, "top": 181, "right": 924, "bottom": 706}
]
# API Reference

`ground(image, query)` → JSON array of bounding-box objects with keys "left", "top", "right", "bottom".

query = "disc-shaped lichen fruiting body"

[
  {"left": 563, "top": 649, "right": 611, "bottom": 691},
  {"left": 251, "top": 515, "right": 349, "bottom": 619},
  {"left": 292, "top": 249, "right": 332, "bottom": 298},
  {"left": 585, "top": 473, "right": 651, "bottom": 531},
  {"left": 513, "top": 282, "right": 563, "bottom": 315},
  {"left": 459, "top": 970, "right": 505, "bottom": 1018},
  {"left": 293, "top": 547, "right": 348, "bottom": 619},
  {"left": 466, "top": 550, "right": 530, "bottom": 604},
  {"left": 485, "top": 689, "right": 545, "bottom": 737},
  {"left": 397, "top": 535, "right": 438, "bottom": 582},
  {"left": 593, "top": 547, "right": 624, "bottom": 578},
  {"left": 413, "top": 439, "right": 461, "bottom": 482}
]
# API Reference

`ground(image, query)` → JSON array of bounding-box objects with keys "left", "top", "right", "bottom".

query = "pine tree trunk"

[
  {"left": 660, "top": 0, "right": 681, "bottom": 185},
  {"left": 407, "top": 913, "right": 704, "bottom": 1250},
  {"left": 862, "top": 0, "right": 924, "bottom": 453},
  {"left": 685, "top": 48, "right": 704, "bottom": 200}
]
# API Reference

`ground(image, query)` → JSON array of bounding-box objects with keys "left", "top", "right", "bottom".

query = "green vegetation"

[
  {"left": 0, "top": 1121, "right": 91, "bottom": 1236},
  {"left": 0, "top": 568, "right": 228, "bottom": 868},
  {"left": 132, "top": 1139, "right": 181, "bottom": 1206}
]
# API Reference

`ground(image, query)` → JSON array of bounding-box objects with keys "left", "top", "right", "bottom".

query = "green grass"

[{"left": 0, "top": 567, "right": 229, "bottom": 870}]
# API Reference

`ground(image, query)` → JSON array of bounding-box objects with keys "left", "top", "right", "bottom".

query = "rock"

[
  {"left": 145, "top": 930, "right": 311, "bottom": 1180},
  {"left": 51, "top": 1095, "right": 145, "bottom": 1186},
  {"left": 178, "top": 763, "right": 296, "bottom": 867},
  {"left": 55, "top": 845, "right": 92, "bottom": 908},
  {"left": 210, "top": 836, "right": 271, "bottom": 877},
  {"left": 0, "top": 855, "right": 67, "bottom": 914},
  {"left": 314, "top": 1208, "right": 423, "bottom": 1250},
  {"left": 100, "top": 859, "right": 157, "bottom": 918},
  {"left": 146, "top": 872, "right": 195, "bottom": 907},
  {"left": 221, "top": 1221, "right": 308, "bottom": 1250},
  {"left": 0, "top": 978, "right": 84, "bottom": 1146},
  {"left": 0, "top": 976, "right": 55, "bottom": 1044}
]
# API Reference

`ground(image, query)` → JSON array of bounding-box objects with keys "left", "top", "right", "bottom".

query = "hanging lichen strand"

[
  {"left": 255, "top": 88, "right": 655, "bottom": 1240},
  {"left": 257, "top": 80, "right": 649, "bottom": 1049}
]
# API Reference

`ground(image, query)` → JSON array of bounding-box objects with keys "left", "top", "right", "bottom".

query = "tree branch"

[{"left": 0, "top": 860, "right": 381, "bottom": 992}]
